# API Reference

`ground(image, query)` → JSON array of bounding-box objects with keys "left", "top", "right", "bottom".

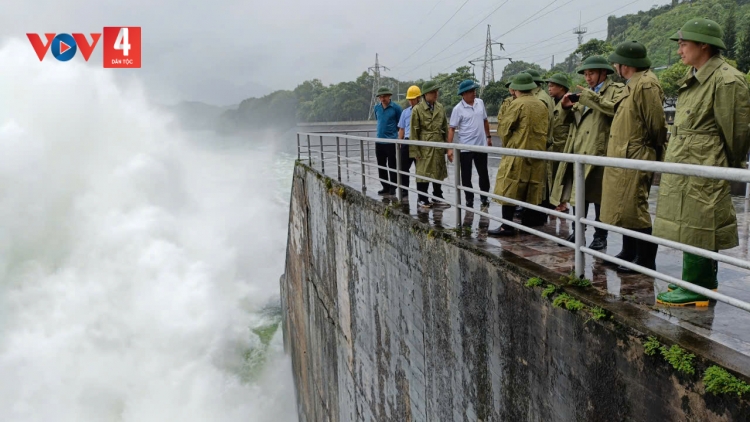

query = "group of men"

[{"left": 373, "top": 17, "right": 750, "bottom": 307}]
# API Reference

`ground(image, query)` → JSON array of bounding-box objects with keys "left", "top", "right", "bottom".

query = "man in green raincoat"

[
  {"left": 550, "top": 56, "right": 625, "bottom": 251},
  {"left": 524, "top": 69, "right": 555, "bottom": 118},
  {"left": 488, "top": 73, "right": 549, "bottom": 236},
  {"left": 409, "top": 81, "right": 450, "bottom": 209},
  {"left": 601, "top": 41, "right": 667, "bottom": 273},
  {"left": 654, "top": 18, "right": 750, "bottom": 306},
  {"left": 544, "top": 73, "right": 572, "bottom": 211}
]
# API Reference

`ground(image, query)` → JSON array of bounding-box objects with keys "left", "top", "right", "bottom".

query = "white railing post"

[
  {"left": 396, "top": 142, "right": 402, "bottom": 201},
  {"left": 320, "top": 135, "right": 325, "bottom": 174},
  {"left": 574, "top": 161, "right": 585, "bottom": 278},
  {"left": 360, "top": 138, "right": 366, "bottom": 192},
  {"left": 454, "top": 146, "right": 462, "bottom": 228},
  {"left": 345, "top": 137, "right": 350, "bottom": 180},
  {"left": 296, "top": 133, "right": 300, "bottom": 161},
  {"left": 336, "top": 136, "right": 341, "bottom": 181},
  {"left": 306, "top": 134, "right": 311, "bottom": 166}
]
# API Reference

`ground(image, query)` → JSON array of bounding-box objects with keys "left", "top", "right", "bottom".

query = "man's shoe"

[
  {"left": 588, "top": 237, "right": 607, "bottom": 251},
  {"left": 465, "top": 202, "right": 474, "bottom": 209},
  {"left": 417, "top": 200, "right": 432, "bottom": 209},
  {"left": 566, "top": 232, "right": 576, "bottom": 243},
  {"left": 488, "top": 226, "right": 516, "bottom": 236},
  {"left": 656, "top": 287, "right": 710, "bottom": 307},
  {"left": 377, "top": 188, "right": 390, "bottom": 195}
]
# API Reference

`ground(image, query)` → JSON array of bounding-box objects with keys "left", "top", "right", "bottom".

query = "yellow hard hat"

[{"left": 405, "top": 85, "right": 421, "bottom": 100}]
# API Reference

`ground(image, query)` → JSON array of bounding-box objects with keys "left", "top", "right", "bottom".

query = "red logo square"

[{"left": 103, "top": 27, "right": 141, "bottom": 68}]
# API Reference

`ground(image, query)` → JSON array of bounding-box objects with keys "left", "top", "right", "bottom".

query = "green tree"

[
  {"left": 575, "top": 39, "right": 615, "bottom": 60},
  {"left": 658, "top": 61, "right": 689, "bottom": 101},
  {"left": 500, "top": 61, "right": 545, "bottom": 82},
  {"left": 725, "top": 7, "right": 738, "bottom": 60},
  {"left": 738, "top": 18, "right": 750, "bottom": 73},
  {"left": 480, "top": 81, "right": 510, "bottom": 117}
]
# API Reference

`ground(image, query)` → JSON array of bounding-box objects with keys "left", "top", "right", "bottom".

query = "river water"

[{"left": 0, "top": 38, "right": 297, "bottom": 421}]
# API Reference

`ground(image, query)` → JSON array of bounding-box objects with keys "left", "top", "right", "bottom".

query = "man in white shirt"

[{"left": 448, "top": 79, "right": 492, "bottom": 209}]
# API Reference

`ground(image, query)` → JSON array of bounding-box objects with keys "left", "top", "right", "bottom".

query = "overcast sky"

[{"left": 1, "top": 0, "right": 672, "bottom": 106}]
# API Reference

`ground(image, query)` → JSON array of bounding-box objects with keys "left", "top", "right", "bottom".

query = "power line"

[
  {"left": 391, "top": 0, "right": 470, "bottom": 69},
  {"left": 397, "top": 0, "right": 511, "bottom": 79},
  {"left": 438, "top": 0, "right": 569, "bottom": 74}
]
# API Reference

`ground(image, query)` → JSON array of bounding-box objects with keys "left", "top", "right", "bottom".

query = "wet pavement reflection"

[{"left": 323, "top": 156, "right": 750, "bottom": 359}]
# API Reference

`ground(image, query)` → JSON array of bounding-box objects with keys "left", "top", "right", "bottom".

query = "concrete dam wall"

[{"left": 281, "top": 163, "right": 750, "bottom": 421}]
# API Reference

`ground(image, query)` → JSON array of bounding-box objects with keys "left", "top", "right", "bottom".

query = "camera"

[{"left": 568, "top": 93, "right": 580, "bottom": 103}]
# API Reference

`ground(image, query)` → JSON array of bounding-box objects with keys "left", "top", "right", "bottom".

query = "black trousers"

[
  {"left": 572, "top": 202, "right": 607, "bottom": 239},
  {"left": 417, "top": 182, "right": 444, "bottom": 203},
  {"left": 459, "top": 151, "right": 490, "bottom": 205},
  {"left": 400, "top": 144, "right": 416, "bottom": 191},
  {"left": 375, "top": 143, "right": 397, "bottom": 191}
]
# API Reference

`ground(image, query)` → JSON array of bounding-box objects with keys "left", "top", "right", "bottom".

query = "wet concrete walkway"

[{"left": 316, "top": 153, "right": 750, "bottom": 360}]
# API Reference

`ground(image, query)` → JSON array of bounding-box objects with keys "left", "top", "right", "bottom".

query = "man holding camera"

[{"left": 550, "top": 56, "right": 625, "bottom": 251}]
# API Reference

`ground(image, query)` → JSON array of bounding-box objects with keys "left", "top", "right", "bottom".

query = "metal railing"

[{"left": 296, "top": 131, "right": 750, "bottom": 313}]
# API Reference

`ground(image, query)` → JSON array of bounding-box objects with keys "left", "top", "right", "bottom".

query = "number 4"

[{"left": 114, "top": 28, "right": 131, "bottom": 56}]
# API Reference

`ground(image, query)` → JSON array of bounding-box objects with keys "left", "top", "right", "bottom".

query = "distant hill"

[
  {"left": 162, "top": 101, "right": 236, "bottom": 131},
  {"left": 607, "top": 0, "right": 750, "bottom": 68}
]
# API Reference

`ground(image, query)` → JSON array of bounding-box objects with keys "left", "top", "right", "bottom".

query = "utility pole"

[
  {"left": 573, "top": 13, "right": 588, "bottom": 47},
  {"left": 468, "top": 25, "right": 512, "bottom": 97},
  {"left": 367, "top": 53, "right": 390, "bottom": 120},
  {"left": 572, "top": 13, "right": 588, "bottom": 66},
  {"left": 551, "top": 55, "right": 555, "bottom": 69}
]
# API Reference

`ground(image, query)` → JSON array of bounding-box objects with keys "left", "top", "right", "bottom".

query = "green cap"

[
  {"left": 576, "top": 55, "right": 615, "bottom": 74},
  {"left": 669, "top": 18, "right": 726, "bottom": 50},
  {"left": 457, "top": 79, "right": 480, "bottom": 95},
  {"left": 523, "top": 68, "right": 544, "bottom": 83},
  {"left": 421, "top": 80, "right": 440, "bottom": 94},
  {"left": 509, "top": 73, "right": 537, "bottom": 91},
  {"left": 608, "top": 40, "right": 652, "bottom": 68},
  {"left": 545, "top": 73, "right": 571, "bottom": 90},
  {"left": 503, "top": 80, "right": 512, "bottom": 88},
  {"left": 376, "top": 87, "right": 393, "bottom": 96}
]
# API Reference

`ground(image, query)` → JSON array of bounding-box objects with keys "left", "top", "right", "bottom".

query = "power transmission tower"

[
  {"left": 573, "top": 13, "right": 588, "bottom": 47},
  {"left": 367, "top": 53, "right": 390, "bottom": 120},
  {"left": 468, "top": 25, "right": 512, "bottom": 97},
  {"left": 572, "top": 13, "right": 588, "bottom": 66}
]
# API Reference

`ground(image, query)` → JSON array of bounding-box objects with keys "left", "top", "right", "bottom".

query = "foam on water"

[{"left": 0, "top": 38, "right": 296, "bottom": 421}]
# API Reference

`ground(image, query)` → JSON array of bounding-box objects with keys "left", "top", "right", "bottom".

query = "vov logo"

[{"left": 26, "top": 27, "right": 141, "bottom": 68}]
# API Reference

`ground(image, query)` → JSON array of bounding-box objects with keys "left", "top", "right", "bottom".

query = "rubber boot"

[
  {"left": 658, "top": 253, "right": 717, "bottom": 307},
  {"left": 605, "top": 234, "right": 636, "bottom": 267},
  {"left": 617, "top": 228, "right": 656, "bottom": 273},
  {"left": 667, "top": 252, "right": 719, "bottom": 292}
]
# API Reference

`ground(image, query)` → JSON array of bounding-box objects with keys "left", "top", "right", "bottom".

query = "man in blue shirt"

[
  {"left": 397, "top": 85, "right": 421, "bottom": 200},
  {"left": 373, "top": 87, "right": 402, "bottom": 195}
]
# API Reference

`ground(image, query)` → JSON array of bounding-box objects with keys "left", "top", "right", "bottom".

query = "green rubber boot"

[{"left": 660, "top": 253, "right": 717, "bottom": 307}]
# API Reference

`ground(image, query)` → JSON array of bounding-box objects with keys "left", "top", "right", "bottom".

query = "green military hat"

[
  {"left": 608, "top": 40, "right": 652, "bottom": 68},
  {"left": 457, "top": 79, "right": 480, "bottom": 95},
  {"left": 421, "top": 80, "right": 440, "bottom": 94},
  {"left": 504, "top": 80, "right": 512, "bottom": 88},
  {"left": 523, "top": 68, "right": 544, "bottom": 83},
  {"left": 376, "top": 87, "right": 393, "bottom": 96},
  {"left": 576, "top": 55, "right": 615, "bottom": 74},
  {"left": 509, "top": 73, "right": 537, "bottom": 91},
  {"left": 670, "top": 18, "right": 726, "bottom": 50},
  {"left": 545, "top": 73, "right": 571, "bottom": 90}
]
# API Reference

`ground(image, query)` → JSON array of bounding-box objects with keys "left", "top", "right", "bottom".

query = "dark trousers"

[
  {"left": 572, "top": 202, "right": 607, "bottom": 239},
  {"left": 417, "top": 182, "right": 444, "bottom": 203},
  {"left": 376, "top": 143, "right": 397, "bottom": 191},
  {"left": 459, "top": 151, "right": 490, "bottom": 205},
  {"left": 400, "top": 144, "right": 416, "bottom": 191},
  {"left": 501, "top": 205, "right": 516, "bottom": 223}
]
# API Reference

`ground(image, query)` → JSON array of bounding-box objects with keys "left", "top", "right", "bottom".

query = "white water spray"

[{"left": 0, "top": 38, "right": 296, "bottom": 422}]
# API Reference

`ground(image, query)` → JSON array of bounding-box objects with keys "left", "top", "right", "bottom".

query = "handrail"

[{"left": 296, "top": 131, "right": 750, "bottom": 314}]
